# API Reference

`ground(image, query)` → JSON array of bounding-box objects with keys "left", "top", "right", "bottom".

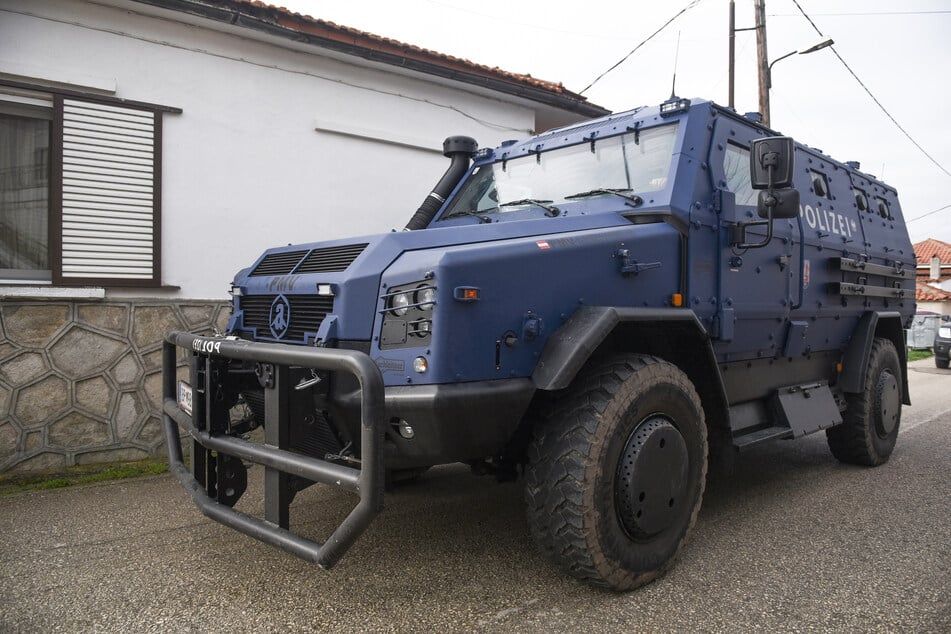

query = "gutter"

[{"left": 129, "top": 0, "right": 611, "bottom": 118}]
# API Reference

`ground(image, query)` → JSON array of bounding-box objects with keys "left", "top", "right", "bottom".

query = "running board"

[{"left": 733, "top": 425, "right": 793, "bottom": 449}]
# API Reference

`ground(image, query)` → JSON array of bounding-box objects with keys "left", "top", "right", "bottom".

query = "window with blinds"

[
  {"left": 55, "top": 96, "right": 162, "bottom": 285},
  {"left": 0, "top": 82, "right": 176, "bottom": 287}
]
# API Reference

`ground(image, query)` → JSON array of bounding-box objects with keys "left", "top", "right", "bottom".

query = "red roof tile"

[
  {"left": 916, "top": 281, "right": 951, "bottom": 302},
  {"left": 174, "top": 0, "right": 606, "bottom": 114},
  {"left": 914, "top": 238, "right": 951, "bottom": 264}
]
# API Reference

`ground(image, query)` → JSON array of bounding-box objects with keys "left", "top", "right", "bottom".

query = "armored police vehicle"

[{"left": 163, "top": 96, "right": 915, "bottom": 590}]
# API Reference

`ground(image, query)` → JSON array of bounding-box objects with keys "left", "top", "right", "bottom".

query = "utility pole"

[
  {"left": 754, "top": 0, "right": 770, "bottom": 125},
  {"left": 728, "top": 0, "right": 735, "bottom": 108}
]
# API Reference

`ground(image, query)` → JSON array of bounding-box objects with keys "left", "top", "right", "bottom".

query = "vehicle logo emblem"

[{"left": 269, "top": 294, "right": 291, "bottom": 339}]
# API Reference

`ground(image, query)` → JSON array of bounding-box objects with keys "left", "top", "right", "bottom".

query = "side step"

[
  {"left": 733, "top": 425, "right": 793, "bottom": 449},
  {"left": 730, "top": 381, "right": 843, "bottom": 450}
]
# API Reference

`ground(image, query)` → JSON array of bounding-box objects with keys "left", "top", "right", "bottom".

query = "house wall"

[
  {"left": 0, "top": 0, "right": 581, "bottom": 472},
  {"left": 916, "top": 301, "right": 951, "bottom": 316}
]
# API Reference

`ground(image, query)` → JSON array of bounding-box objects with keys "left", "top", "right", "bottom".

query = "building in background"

[
  {"left": 914, "top": 238, "right": 951, "bottom": 315},
  {"left": 0, "top": 0, "right": 607, "bottom": 473}
]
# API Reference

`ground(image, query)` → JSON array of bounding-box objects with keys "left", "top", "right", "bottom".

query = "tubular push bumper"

[{"left": 162, "top": 331, "right": 385, "bottom": 569}]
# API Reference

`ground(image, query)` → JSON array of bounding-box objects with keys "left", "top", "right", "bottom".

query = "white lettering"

[
  {"left": 191, "top": 338, "right": 222, "bottom": 354},
  {"left": 803, "top": 205, "right": 817, "bottom": 229}
]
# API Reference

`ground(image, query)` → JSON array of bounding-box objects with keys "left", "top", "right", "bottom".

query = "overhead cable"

[
  {"left": 789, "top": 0, "right": 951, "bottom": 179},
  {"left": 578, "top": 0, "right": 703, "bottom": 96}
]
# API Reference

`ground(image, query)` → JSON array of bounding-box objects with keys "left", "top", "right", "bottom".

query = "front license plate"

[{"left": 177, "top": 381, "right": 193, "bottom": 415}]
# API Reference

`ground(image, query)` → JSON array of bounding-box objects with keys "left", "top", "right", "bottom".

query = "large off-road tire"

[
  {"left": 827, "top": 338, "right": 902, "bottom": 466},
  {"left": 524, "top": 355, "right": 707, "bottom": 591},
  {"left": 936, "top": 357, "right": 949, "bottom": 370}
]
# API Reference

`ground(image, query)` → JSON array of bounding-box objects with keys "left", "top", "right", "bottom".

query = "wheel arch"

[
  {"left": 532, "top": 306, "right": 730, "bottom": 431},
  {"left": 840, "top": 311, "right": 910, "bottom": 405}
]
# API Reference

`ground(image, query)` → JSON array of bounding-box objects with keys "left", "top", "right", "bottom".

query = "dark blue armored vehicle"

[{"left": 163, "top": 97, "right": 915, "bottom": 590}]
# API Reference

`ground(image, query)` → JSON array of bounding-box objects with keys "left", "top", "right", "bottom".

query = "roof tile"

[
  {"left": 205, "top": 0, "right": 593, "bottom": 103},
  {"left": 916, "top": 281, "right": 951, "bottom": 302},
  {"left": 914, "top": 238, "right": 951, "bottom": 264}
]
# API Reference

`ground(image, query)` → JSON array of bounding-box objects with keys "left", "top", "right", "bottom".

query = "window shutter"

[{"left": 54, "top": 96, "right": 160, "bottom": 285}]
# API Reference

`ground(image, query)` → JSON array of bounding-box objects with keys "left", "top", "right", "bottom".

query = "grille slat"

[
  {"left": 249, "top": 250, "right": 309, "bottom": 276},
  {"left": 296, "top": 243, "right": 368, "bottom": 273},
  {"left": 238, "top": 295, "right": 334, "bottom": 342}
]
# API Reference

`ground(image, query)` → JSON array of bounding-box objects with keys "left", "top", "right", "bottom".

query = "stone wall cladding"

[{"left": 0, "top": 300, "right": 230, "bottom": 473}]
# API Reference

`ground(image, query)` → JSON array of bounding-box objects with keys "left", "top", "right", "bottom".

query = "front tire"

[
  {"left": 524, "top": 355, "right": 707, "bottom": 590},
  {"left": 827, "top": 338, "right": 902, "bottom": 466},
  {"left": 936, "top": 357, "right": 949, "bottom": 370}
]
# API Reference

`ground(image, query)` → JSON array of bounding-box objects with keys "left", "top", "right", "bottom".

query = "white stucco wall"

[{"left": 0, "top": 0, "right": 552, "bottom": 299}]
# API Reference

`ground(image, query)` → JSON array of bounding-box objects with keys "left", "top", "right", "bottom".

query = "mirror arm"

[{"left": 732, "top": 164, "right": 776, "bottom": 249}]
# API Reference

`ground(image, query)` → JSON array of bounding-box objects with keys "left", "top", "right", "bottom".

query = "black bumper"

[
  {"left": 162, "top": 331, "right": 536, "bottom": 568},
  {"left": 163, "top": 331, "right": 385, "bottom": 569}
]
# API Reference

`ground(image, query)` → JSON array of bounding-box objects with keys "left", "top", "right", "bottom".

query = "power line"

[
  {"left": 579, "top": 0, "right": 703, "bottom": 96},
  {"left": 771, "top": 10, "right": 951, "bottom": 17},
  {"left": 789, "top": 0, "right": 951, "bottom": 180},
  {"left": 907, "top": 204, "right": 951, "bottom": 223}
]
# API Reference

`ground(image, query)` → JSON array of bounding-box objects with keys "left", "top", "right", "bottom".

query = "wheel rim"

[
  {"left": 615, "top": 415, "right": 689, "bottom": 540},
  {"left": 875, "top": 369, "right": 900, "bottom": 437}
]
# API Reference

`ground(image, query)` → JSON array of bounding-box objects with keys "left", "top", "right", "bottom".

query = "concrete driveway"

[{"left": 1, "top": 358, "right": 949, "bottom": 632}]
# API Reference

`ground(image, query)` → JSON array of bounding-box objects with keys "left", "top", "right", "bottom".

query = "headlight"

[
  {"left": 416, "top": 285, "right": 435, "bottom": 310},
  {"left": 389, "top": 291, "right": 410, "bottom": 316},
  {"left": 939, "top": 326, "right": 951, "bottom": 338},
  {"left": 411, "top": 319, "right": 432, "bottom": 337}
]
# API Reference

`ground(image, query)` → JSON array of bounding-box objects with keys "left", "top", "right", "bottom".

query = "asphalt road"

[{"left": 1, "top": 358, "right": 949, "bottom": 632}]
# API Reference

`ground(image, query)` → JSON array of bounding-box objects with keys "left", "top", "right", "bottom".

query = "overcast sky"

[{"left": 275, "top": 0, "right": 951, "bottom": 245}]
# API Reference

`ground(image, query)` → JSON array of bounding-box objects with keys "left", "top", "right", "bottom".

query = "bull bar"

[{"left": 162, "top": 331, "right": 385, "bottom": 569}]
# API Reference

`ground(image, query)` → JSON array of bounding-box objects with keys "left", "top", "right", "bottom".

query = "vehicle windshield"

[{"left": 442, "top": 122, "right": 678, "bottom": 220}]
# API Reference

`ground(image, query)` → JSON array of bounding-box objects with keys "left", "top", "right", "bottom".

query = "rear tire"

[
  {"left": 524, "top": 355, "right": 707, "bottom": 590},
  {"left": 827, "top": 338, "right": 902, "bottom": 466}
]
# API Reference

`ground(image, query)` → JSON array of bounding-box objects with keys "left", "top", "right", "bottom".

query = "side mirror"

[
  {"left": 732, "top": 136, "right": 799, "bottom": 249},
  {"left": 757, "top": 188, "right": 800, "bottom": 219},
  {"left": 750, "top": 136, "right": 795, "bottom": 189}
]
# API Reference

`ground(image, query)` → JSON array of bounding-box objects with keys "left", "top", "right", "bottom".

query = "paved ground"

[{"left": 1, "top": 359, "right": 949, "bottom": 632}]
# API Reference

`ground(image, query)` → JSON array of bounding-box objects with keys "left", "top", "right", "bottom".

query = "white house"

[{"left": 0, "top": 0, "right": 608, "bottom": 472}]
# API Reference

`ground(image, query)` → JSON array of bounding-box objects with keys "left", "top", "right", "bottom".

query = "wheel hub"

[
  {"left": 875, "top": 369, "right": 900, "bottom": 437},
  {"left": 615, "top": 415, "right": 689, "bottom": 539}
]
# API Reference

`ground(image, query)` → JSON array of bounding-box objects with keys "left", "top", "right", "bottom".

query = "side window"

[
  {"left": 723, "top": 143, "right": 757, "bottom": 206},
  {"left": 1, "top": 86, "right": 171, "bottom": 287},
  {"left": 875, "top": 196, "right": 890, "bottom": 219},
  {"left": 853, "top": 188, "right": 869, "bottom": 212},
  {"left": 811, "top": 170, "right": 830, "bottom": 199},
  {"left": 0, "top": 100, "right": 52, "bottom": 281}
]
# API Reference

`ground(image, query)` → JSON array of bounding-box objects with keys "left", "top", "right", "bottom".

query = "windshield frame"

[{"left": 439, "top": 121, "right": 680, "bottom": 223}]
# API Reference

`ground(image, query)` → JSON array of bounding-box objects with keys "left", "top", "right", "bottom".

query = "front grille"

[
  {"left": 238, "top": 295, "right": 334, "bottom": 342},
  {"left": 249, "top": 250, "right": 309, "bottom": 276},
  {"left": 296, "top": 243, "right": 368, "bottom": 273}
]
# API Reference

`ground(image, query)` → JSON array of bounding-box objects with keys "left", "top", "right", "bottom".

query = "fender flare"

[
  {"left": 532, "top": 306, "right": 729, "bottom": 428},
  {"left": 840, "top": 311, "right": 911, "bottom": 405}
]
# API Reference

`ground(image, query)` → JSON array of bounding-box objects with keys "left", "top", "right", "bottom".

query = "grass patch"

[
  {"left": 908, "top": 349, "right": 934, "bottom": 362},
  {"left": 0, "top": 459, "right": 168, "bottom": 495}
]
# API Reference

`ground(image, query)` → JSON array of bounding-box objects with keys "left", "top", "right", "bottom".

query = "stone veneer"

[{"left": 0, "top": 300, "right": 229, "bottom": 473}]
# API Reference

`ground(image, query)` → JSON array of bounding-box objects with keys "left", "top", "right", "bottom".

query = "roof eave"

[{"left": 129, "top": 0, "right": 611, "bottom": 119}]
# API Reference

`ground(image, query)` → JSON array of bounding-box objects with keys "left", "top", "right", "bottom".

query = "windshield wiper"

[
  {"left": 441, "top": 209, "right": 494, "bottom": 223},
  {"left": 500, "top": 198, "right": 561, "bottom": 217},
  {"left": 564, "top": 188, "right": 643, "bottom": 207}
]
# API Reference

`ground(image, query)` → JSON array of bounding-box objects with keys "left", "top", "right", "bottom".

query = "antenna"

[{"left": 670, "top": 31, "right": 682, "bottom": 99}]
